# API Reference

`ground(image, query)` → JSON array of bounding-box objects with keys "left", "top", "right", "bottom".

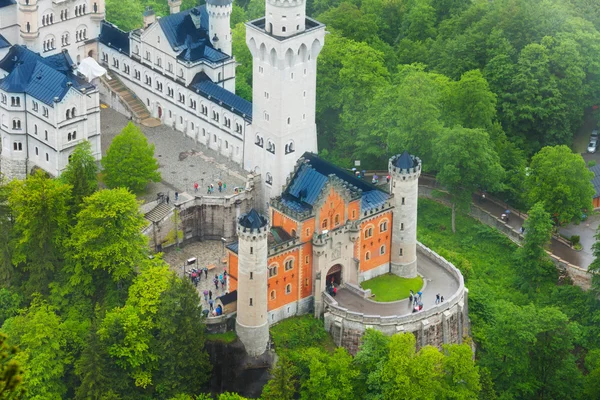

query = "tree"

[
  {"left": 65, "top": 188, "right": 147, "bottom": 299},
  {"left": 433, "top": 127, "right": 504, "bottom": 232},
  {"left": 448, "top": 69, "right": 497, "bottom": 129},
  {"left": 527, "top": 145, "right": 594, "bottom": 226},
  {"left": 232, "top": 23, "right": 252, "bottom": 101},
  {"left": 105, "top": 0, "right": 143, "bottom": 31},
  {"left": 515, "top": 202, "right": 556, "bottom": 292},
  {"left": 0, "top": 289, "right": 21, "bottom": 327},
  {"left": 9, "top": 171, "right": 71, "bottom": 295},
  {"left": 0, "top": 179, "right": 14, "bottom": 287},
  {"left": 102, "top": 122, "right": 160, "bottom": 193},
  {"left": 300, "top": 347, "right": 358, "bottom": 400},
  {"left": 1, "top": 298, "right": 68, "bottom": 399},
  {"left": 0, "top": 333, "right": 24, "bottom": 399},
  {"left": 261, "top": 355, "right": 297, "bottom": 400},
  {"left": 61, "top": 141, "right": 98, "bottom": 217}
]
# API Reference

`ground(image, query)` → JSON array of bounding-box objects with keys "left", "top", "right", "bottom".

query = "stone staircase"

[
  {"left": 101, "top": 71, "right": 161, "bottom": 127},
  {"left": 144, "top": 201, "right": 173, "bottom": 223}
]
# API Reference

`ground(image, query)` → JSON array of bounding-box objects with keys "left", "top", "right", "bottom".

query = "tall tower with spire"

[
  {"left": 243, "top": 0, "right": 326, "bottom": 200},
  {"left": 207, "top": 0, "right": 233, "bottom": 56},
  {"left": 388, "top": 151, "right": 421, "bottom": 278},
  {"left": 235, "top": 209, "right": 270, "bottom": 357}
]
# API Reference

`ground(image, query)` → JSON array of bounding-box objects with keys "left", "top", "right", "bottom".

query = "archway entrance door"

[
  {"left": 326, "top": 264, "right": 342, "bottom": 287},
  {"left": 157, "top": 106, "right": 162, "bottom": 119}
]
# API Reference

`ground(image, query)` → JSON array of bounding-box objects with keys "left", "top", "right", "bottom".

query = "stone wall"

[
  {"left": 142, "top": 174, "right": 262, "bottom": 248},
  {"left": 99, "top": 79, "right": 134, "bottom": 120},
  {"left": 0, "top": 156, "right": 27, "bottom": 181},
  {"left": 323, "top": 243, "right": 469, "bottom": 355},
  {"left": 418, "top": 185, "right": 593, "bottom": 291}
]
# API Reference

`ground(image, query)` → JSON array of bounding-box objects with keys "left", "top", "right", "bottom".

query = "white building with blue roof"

[
  {"left": 0, "top": 0, "right": 105, "bottom": 63},
  {"left": 0, "top": 45, "right": 101, "bottom": 179},
  {"left": 98, "top": 0, "right": 326, "bottom": 198}
]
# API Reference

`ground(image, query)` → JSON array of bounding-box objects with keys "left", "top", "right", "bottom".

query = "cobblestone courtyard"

[{"left": 100, "top": 107, "right": 248, "bottom": 203}]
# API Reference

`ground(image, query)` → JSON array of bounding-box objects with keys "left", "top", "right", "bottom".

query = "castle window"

[
  {"left": 12, "top": 119, "right": 21, "bottom": 130},
  {"left": 282, "top": 26, "right": 286, "bottom": 33},
  {"left": 365, "top": 251, "right": 371, "bottom": 261},
  {"left": 287, "top": 117, "right": 291, "bottom": 125},
  {"left": 43, "top": 107, "right": 48, "bottom": 117},
  {"left": 250, "top": 272, "right": 253, "bottom": 280},
  {"left": 1, "top": 94, "right": 6, "bottom": 104},
  {"left": 265, "top": 172, "right": 273, "bottom": 186},
  {"left": 268, "top": 264, "right": 278, "bottom": 278},
  {"left": 13, "top": 142, "right": 22, "bottom": 151},
  {"left": 334, "top": 215, "right": 340, "bottom": 226},
  {"left": 322, "top": 219, "right": 328, "bottom": 229},
  {"left": 46, "top": 153, "right": 49, "bottom": 162},
  {"left": 34, "top": 125, "right": 37, "bottom": 135},
  {"left": 297, "top": 25, "right": 300, "bottom": 30},
  {"left": 270, "top": 290, "right": 276, "bottom": 300},
  {"left": 399, "top": 248, "right": 403, "bottom": 256},
  {"left": 11, "top": 97, "right": 20, "bottom": 107},
  {"left": 305, "top": 256, "right": 309, "bottom": 264},
  {"left": 255, "top": 135, "right": 264, "bottom": 147},
  {"left": 284, "top": 259, "right": 293, "bottom": 271},
  {"left": 68, "top": 132, "right": 72, "bottom": 141},
  {"left": 45, "top": 131, "right": 48, "bottom": 140},
  {"left": 66, "top": 109, "right": 71, "bottom": 119},
  {"left": 250, "top": 298, "right": 253, "bottom": 306},
  {"left": 264, "top": 112, "right": 269, "bottom": 121},
  {"left": 380, "top": 245, "right": 386, "bottom": 255},
  {"left": 291, "top": 229, "right": 296, "bottom": 237},
  {"left": 285, "top": 284, "right": 292, "bottom": 294},
  {"left": 32, "top": 101, "right": 38, "bottom": 111},
  {"left": 306, "top": 228, "right": 310, "bottom": 237},
  {"left": 364, "top": 227, "right": 373, "bottom": 239},
  {"left": 213, "top": 134, "right": 217, "bottom": 143},
  {"left": 402, "top": 197, "right": 405, "bottom": 205},
  {"left": 250, "top": 246, "right": 253, "bottom": 254},
  {"left": 380, "top": 221, "right": 388, "bottom": 232},
  {"left": 267, "top": 141, "right": 275, "bottom": 154},
  {"left": 401, "top": 223, "right": 404, "bottom": 231},
  {"left": 305, "top": 278, "right": 309, "bottom": 286},
  {"left": 352, "top": 209, "right": 356, "bottom": 219},
  {"left": 35, "top": 147, "right": 38, "bottom": 156}
]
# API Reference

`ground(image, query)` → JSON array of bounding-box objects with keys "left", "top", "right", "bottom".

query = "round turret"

[
  {"left": 265, "top": 0, "right": 306, "bottom": 38},
  {"left": 206, "top": 0, "right": 233, "bottom": 55},
  {"left": 389, "top": 151, "right": 421, "bottom": 278},
  {"left": 235, "top": 209, "right": 270, "bottom": 357}
]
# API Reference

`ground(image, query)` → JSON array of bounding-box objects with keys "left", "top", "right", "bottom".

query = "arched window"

[
  {"left": 66, "top": 109, "right": 71, "bottom": 119},
  {"left": 380, "top": 220, "right": 388, "bottom": 232},
  {"left": 380, "top": 245, "right": 386, "bottom": 255},
  {"left": 285, "top": 284, "right": 292, "bottom": 294},
  {"left": 291, "top": 229, "right": 296, "bottom": 237},
  {"left": 284, "top": 258, "right": 294, "bottom": 271},
  {"left": 71, "top": 107, "right": 75, "bottom": 117},
  {"left": 270, "top": 290, "right": 276, "bottom": 300},
  {"left": 334, "top": 214, "right": 340, "bottom": 226},
  {"left": 365, "top": 251, "right": 371, "bottom": 261},
  {"left": 268, "top": 264, "right": 278, "bottom": 278},
  {"left": 364, "top": 226, "right": 373, "bottom": 239},
  {"left": 72, "top": 131, "right": 76, "bottom": 140},
  {"left": 265, "top": 172, "right": 273, "bottom": 185},
  {"left": 322, "top": 219, "right": 328, "bottom": 229},
  {"left": 67, "top": 132, "right": 72, "bottom": 141}
]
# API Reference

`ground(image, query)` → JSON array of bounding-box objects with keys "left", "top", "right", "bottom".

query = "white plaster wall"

[
  {"left": 207, "top": 2, "right": 232, "bottom": 56},
  {"left": 265, "top": 0, "right": 306, "bottom": 37}
]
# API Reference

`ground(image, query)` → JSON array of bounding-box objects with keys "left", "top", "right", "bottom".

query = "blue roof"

[
  {"left": 394, "top": 150, "right": 416, "bottom": 169},
  {"left": 0, "top": 34, "right": 10, "bottom": 49},
  {"left": 98, "top": 21, "right": 130, "bottom": 54},
  {"left": 191, "top": 78, "right": 252, "bottom": 120},
  {"left": 0, "top": 0, "right": 15, "bottom": 8},
  {"left": 280, "top": 153, "right": 390, "bottom": 216},
  {"left": 226, "top": 242, "right": 239, "bottom": 253},
  {"left": 0, "top": 46, "right": 93, "bottom": 105},
  {"left": 159, "top": 6, "right": 228, "bottom": 63},
  {"left": 239, "top": 209, "right": 267, "bottom": 229}
]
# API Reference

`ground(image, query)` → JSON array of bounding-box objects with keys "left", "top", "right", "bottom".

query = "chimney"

[
  {"left": 190, "top": 8, "right": 201, "bottom": 29},
  {"left": 143, "top": 6, "right": 156, "bottom": 28},
  {"left": 168, "top": 0, "right": 181, "bottom": 14}
]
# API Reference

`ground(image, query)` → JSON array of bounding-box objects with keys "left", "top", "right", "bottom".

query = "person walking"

[
  {"left": 204, "top": 267, "right": 208, "bottom": 278},
  {"left": 435, "top": 293, "right": 440, "bottom": 304},
  {"left": 218, "top": 181, "right": 222, "bottom": 192},
  {"left": 203, "top": 290, "right": 209, "bottom": 302},
  {"left": 440, "top": 295, "right": 444, "bottom": 302},
  {"left": 209, "top": 299, "right": 214, "bottom": 311},
  {"left": 223, "top": 182, "right": 227, "bottom": 191},
  {"left": 194, "top": 182, "right": 199, "bottom": 192},
  {"left": 209, "top": 290, "right": 213, "bottom": 300},
  {"left": 214, "top": 277, "right": 219, "bottom": 290}
]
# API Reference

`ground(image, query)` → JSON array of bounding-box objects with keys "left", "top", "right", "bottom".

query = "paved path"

[
  {"left": 334, "top": 253, "right": 460, "bottom": 316},
  {"left": 100, "top": 108, "right": 247, "bottom": 203}
]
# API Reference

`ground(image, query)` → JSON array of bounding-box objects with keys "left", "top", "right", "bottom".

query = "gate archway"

[{"left": 326, "top": 264, "right": 342, "bottom": 286}]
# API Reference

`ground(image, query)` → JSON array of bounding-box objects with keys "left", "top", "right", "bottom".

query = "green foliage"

[
  {"left": 270, "top": 315, "right": 333, "bottom": 352},
  {"left": 205, "top": 331, "right": 237, "bottom": 344},
  {"left": 9, "top": 171, "right": 71, "bottom": 296},
  {"left": 105, "top": 0, "right": 143, "bottom": 31},
  {"left": 515, "top": 202, "right": 556, "bottom": 292},
  {"left": 0, "top": 332, "right": 24, "bottom": 399},
  {"left": 0, "top": 289, "right": 21, "bottom": 327},
  {"left": 0, "top": 179, "right": 14, "bottom": 287},
  {"left": 102, "top": 122, "right": 161, "bottom": 193},
  {"left": 1, "top": 298, "right": 69, "bottom": 399},
  {"left": 527, "top": 145, "right": 594, "bottom": 226},
  {"left": 232, "top": 23, "right": 252, "bottom": 101},
  {"left": 60, "top": 141, "right": 98, "bottom": 218},
  {"left": 434, "top": 126, "right": 504, "bottom": 232},
  {"left": 65, "top": 188, "right": 147, "bottom": 298},
  {"left": 360, "top": 273, "right": 423, "bottom": 301},
  {"left": 261, "top": 355, "right": 297, "bottom": 400},
  {"left": 300, "top": 347, "right": 358, "bottom": 400}
]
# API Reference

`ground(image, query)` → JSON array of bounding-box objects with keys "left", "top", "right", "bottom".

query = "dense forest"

[{"left": 3, "top": 0, "right": 600, "bottom": 399}]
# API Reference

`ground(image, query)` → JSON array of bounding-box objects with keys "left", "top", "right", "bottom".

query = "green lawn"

[
  {"left": 360, "top": 274, "right": 423, "bottom": 302},
  {"left": 205, "top": 331, "right": 237, "bottom": 344}
]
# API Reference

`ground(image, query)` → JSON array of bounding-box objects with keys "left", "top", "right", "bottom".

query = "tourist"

[
  {"left": 386, "top": 175, "right": 390, "bottom": 183},
  {"left": 207, "top": 185, "right": 211, "bottom": 194},
  {"left": 417, "top": 291, "right": 423, "bottom": 301},
  {"left": 409, "top": 293, "right": 414, "bottom": 303},
  {"left": 224, "top": 269, "right": 228, "bottom": 278},
  {"left": 441, "top": 295, "right": 444, "bottom": 303},
  {"left": 194, "top": 182, "right": 199, "bottom": 192},
  {"left": 203, "top": 290, "right": 209, "bottom": 302},
  {"left": 175, "top": 192, "right": 179, "bottom": 201},
  {"left": 435, "top": 293, "right": 440, "bottom": 304},
  {"left": 166, "top": 194, "right": 170, "bottom": 204},
  {"left": 214, "top": 277, "right": 219, "bottom": 290},
  {"left": 218, "top": 181, "right": 222, "bottom": 192},
  {"left": 209, "top": 299, "right": 214, "bottom": 311},
  {"left": 209, "top": 290, "right": 213, "bottom": 300},
  {"left": 204, "top": 267, "right": 208, "bottom": 278},
  {"left": 223, "top": 182, "right": 227, "bottom": 191},
  {"left": 333, "top": 287, "right": 337, "bottom": 296}
]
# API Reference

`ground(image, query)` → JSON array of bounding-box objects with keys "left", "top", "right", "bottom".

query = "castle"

[{"left": 0, "top": 0, "right": 469, "bottom": 357}]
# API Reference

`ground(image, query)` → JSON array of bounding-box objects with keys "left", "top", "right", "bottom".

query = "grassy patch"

[
  {"left": 205, "top": 331, "right": 237, "bottom": 343},
  {"left": 361, "top": 274, "right": 423, "bottom": 302},
  {"left": 271, "top": 315, "right": 335, "bottom": 354}
]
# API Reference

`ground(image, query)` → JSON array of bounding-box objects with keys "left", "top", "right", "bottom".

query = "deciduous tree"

[
  {"left": 0, "top": 333, "right": 24, "bottom": 399},
  {"left": 527, "top": 145, "right": 594, "bottom": 226},
  {"left": 61, "top": 141, "right": 98, "bottom": 217},
  {"left": 102, "top": 122, "right": 160, "bottom": 193}
]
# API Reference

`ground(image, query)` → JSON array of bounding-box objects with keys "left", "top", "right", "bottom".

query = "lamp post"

[{"left": 221, "top": 237, "right": 226, "bottom": 258}]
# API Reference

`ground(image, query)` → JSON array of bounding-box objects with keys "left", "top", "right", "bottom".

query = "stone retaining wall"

[
  {"left": 323, "top": 243, "right": 468, "bottom": 355},
  {"left": 418, "top": 185, "right": 593, "bottom": 290}
]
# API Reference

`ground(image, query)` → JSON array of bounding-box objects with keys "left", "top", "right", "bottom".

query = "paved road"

[
  {"left": 334, "top": 253, "right": 460, "bottom": 317},
  {"left": 416, "top": 175, "right": 590, "bottom": 268}
]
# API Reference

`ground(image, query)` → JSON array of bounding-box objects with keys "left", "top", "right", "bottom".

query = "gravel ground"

[{"left": 100, "top": 107, "right": 247, "bottom": 203}]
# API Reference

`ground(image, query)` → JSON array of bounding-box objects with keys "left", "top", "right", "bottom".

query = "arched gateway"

[{"left": 326, "top": 264, "right": 342, "bottom": 286}]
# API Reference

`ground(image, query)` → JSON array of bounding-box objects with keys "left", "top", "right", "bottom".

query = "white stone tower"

[
  {"left": 244, "top": 0, "right": 326, "bottom": 200},
  {"left": 17, "top": 0, "right": 39, "bottom": 50},
  {"left": 168, "top": 0, "right": 182, "bottom": 14},
  {"left": 235, "top": 209, "right": 270, "bottom": 357},
  {"left": 207, "top": 0, "right": 233, "bottom": 56},
  {"left": 389, "top": 151, "right": 421, "bottom": 278}
]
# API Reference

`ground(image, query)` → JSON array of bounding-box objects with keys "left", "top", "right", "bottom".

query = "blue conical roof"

[
  {"left": 394, "top": 150, "right": 416, "bottom": 169},
  {"left": 239, "top": 209, "right": 267, "bottom": 229}
]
